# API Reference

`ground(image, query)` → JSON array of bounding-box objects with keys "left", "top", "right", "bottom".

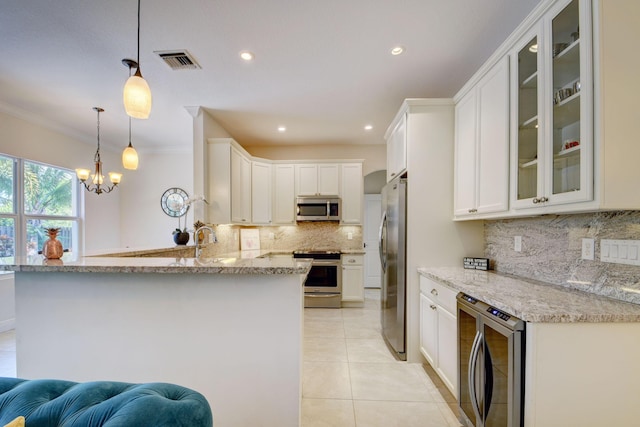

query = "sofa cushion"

[{"left": 0, "top": 378, "right": 212, "bottom": 427}]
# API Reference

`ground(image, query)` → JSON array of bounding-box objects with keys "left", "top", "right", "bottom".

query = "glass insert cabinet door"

[
  {"left": 551, "top": 0, "right": 583, "bottom": 197},
  {"left": 512, "top": 0, "right": 592, "bottom": 209},
  {"left": 515, "top": 31, "right": 541, "bottom": 203}
]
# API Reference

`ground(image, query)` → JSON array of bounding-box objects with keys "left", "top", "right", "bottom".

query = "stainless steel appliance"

[
  {"left": 296, "top": 196, "right": 340, "bottom": 221},
  {"left": 378, "top": 175, "right": 407, "bottom": 360},
  {"left": 293, "top": 250, "right": 342, "bottom": 308},
  {"left": 457, "top": 293, "right": 525, "bottom": 427}
]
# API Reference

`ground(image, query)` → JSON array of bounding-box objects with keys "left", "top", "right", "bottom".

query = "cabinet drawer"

[
  {"left": 341, "top": 254, "right": 363, "bottom": 265},
  {"left": 419, "top": 276, "right": 457, "bottom": 314}
]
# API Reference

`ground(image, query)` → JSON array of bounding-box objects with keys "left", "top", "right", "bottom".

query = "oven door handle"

[
  {"left": 310, "top": 260, "right": 340, "bottom": 265},
  {"left": 468, "top": 330, "right": 483, "bottom": 423}
]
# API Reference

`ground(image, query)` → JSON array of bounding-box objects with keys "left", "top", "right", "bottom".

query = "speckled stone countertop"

[
  {"left": 0, "top": 250, "right": 311, "bottom": 275},
  {"left": 419, "top": 267, "right": 640, "bottom": 323}
]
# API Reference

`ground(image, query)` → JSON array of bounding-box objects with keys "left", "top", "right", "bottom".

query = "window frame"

[{"left": 0, "top": 153, "right": 82, "bottom": 259}]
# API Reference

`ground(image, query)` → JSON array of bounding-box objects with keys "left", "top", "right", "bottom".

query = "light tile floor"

[
  {"left": 302, "top": 289, "right": 462, "bottom": 427},
  {"left": 0, "top": 289, "right": 463, "bottom": 426}
]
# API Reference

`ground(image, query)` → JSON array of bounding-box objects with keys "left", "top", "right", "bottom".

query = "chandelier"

[{"left": 75, "top": 107, "right": 122, "bottom": 195}]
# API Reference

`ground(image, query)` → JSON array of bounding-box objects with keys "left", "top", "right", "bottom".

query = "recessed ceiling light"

[
  {"left": 240, "top": 51, "right": 254, "bottom": 61},
  {"left": 364, "top": 125, "right": 373, "bottom": 131},
  {"left": 278, "top": 126, "right": 286, "bottom": 132},
  {"left": 391, "top": 46, "right": 405, "bottom": 56}
]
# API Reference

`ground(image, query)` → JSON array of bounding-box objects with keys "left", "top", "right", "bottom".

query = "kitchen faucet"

[{"left": 195, "top": 225, "right": 217, "bottom": 258}]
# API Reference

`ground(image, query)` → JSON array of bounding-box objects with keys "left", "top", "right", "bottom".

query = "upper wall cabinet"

[
  {"left": 340, "top": 163, "right": 363, "bottom": 224},
  {"left": 454, "top": 56, "right": 510, "bottom": 219},
  {"left": 511, "top": 0, "right": 593, "bottom": 211},
  {"left": 386, "top": 114, "right": 407, "bottom": 182},
  {"left": 295, "top": 164, "right": 340, "bottom": 196},
  {"left": 251, "top": 161, "right": 272, "bottom": 225},
  {"left": 272, "top": 164, "right": 296, "bottom": 225}
]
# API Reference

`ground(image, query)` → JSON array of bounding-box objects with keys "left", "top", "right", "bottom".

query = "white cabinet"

[
  {"left": 208, "top": 139, "right": 252, "bottom": 225},
  {"left": 251, "top": 161, "right": 272, "bottom": 225},
  {"left": 272, "top": 164, "right": 296, "bottom": 225},
  {"left": 295, "top": 164, "right": 340, "bottom": 196},
  {"left": 341, "top": 254, "right": 364, "bottom": 305},
  {"left": 385, "top": 113, "right": 407, "bottom": 182},
  {"left": 454, "top": 56, "right": 510, "bottom": 218},
  {"left": 231, "top": 147, "right": 252, "bottom": 224},
  {"left": 511, "top": 0, "right": 593, "bottom": 212},
  {"left": 340, "top": 163, "right": 363, "bottom": 224},
  {"left": 419, "top": 275, "right": 458, "bottom": 396}
]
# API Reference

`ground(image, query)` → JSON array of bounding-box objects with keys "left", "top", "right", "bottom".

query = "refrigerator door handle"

[
  {"left": 468, "top": 330, "right": 483, "bottom": 423},
  {"left": 378, "top": 211, "right": 387, "bottom": 272}
]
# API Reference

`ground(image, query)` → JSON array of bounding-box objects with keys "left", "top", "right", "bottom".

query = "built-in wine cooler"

[{"left": 457, "top": 293, "right": 525, "bottom": 427}]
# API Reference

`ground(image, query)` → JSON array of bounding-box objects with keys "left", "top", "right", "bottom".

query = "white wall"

[
  {"left": 119, "top": 151, "right": 193, "bottom": 249},
  {"left": 0, "top": 110, "right": 121, "bottom": 252},
  {"left": 0, "top": 273, "right": 15, "bottom": 332}
]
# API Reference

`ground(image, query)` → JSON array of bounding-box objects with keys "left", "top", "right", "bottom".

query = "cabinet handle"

[
  {"left": 533, "top": 197, "right": 549, "bottom": 204},
  {"left": 430, "top": 289, "right": 438, "bottom": 296},
  {"left": 468, "top": 208, "right": 477, "bottom": 213},
  {"left": 391, "top": 173, "right": 396, "bottom": 177},
  {"left": 348, "top": 259, "right": 356, "bottom": 263},
  {"left": 430, "top": 305, "right": 437, "bottom": 310}
]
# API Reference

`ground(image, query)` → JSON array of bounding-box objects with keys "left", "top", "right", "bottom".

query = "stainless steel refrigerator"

[{"left": 379, "top": 175, "right": 407, "bottom": 360}]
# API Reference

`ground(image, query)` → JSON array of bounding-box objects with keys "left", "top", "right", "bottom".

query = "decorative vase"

[
  {"left": 173, "top": 231, "right": 189, "bottom": 245},
  {"left": 42, "top": 228, "right": 64, "bottom": 259}
]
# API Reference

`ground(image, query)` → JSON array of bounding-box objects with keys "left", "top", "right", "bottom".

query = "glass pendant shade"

[
  {"left": 123, "top": 69, "right": 152, "bottom": 119},
  {"left": 122, "top": 143, "right": 139, "bottom": 170},
  {"left": 76, "top": 168, "right": 91, "bottom": 181}
]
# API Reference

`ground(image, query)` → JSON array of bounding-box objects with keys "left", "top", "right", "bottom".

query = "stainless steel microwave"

[{"left": 296, "top": 196, "right": 340, "bottom": 221}]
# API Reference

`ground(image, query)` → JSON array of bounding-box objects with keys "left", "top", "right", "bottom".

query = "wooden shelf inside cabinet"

[
  {"left": 520, "top": 115, "right": 538, "bottom": 130},
  {"left": 553, "top": 39, "right": 580, "bottom": 87},
  {"left": 553, "top": 93, "right": 580, "bottom": 128},
  {"left": 520, "top": 71, "right": 538, "bottom": 89}
]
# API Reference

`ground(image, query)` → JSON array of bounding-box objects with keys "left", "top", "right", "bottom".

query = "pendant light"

[
  {"left": 122, "top": 59, "right": 140, "bottom": 170},
  {"left": 76, "top": 108, "right": 122, "bottom": 195},
  {"left": 123, "top": 0, "right": 152, "bottom": 119}
]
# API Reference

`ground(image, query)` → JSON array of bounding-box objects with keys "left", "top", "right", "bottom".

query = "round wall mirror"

[{"left": 160, "top": 187, "right": 189, "bottom": 217}]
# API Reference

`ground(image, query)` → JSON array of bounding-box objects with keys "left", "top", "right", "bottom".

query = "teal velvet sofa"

[{"left": 0, "top": 378, "right": 213, "bottom": 427}]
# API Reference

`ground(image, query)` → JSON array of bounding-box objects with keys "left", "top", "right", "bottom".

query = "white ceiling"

[{"left": 0, "top": 0, "right": 541, "bottom": 153}]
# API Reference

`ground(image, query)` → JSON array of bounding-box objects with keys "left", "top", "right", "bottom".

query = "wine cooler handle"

[
  {"left": 468, "top": 330, "right": 483, "bottom": 422},
  {"left": 484, "top": 342, "right": 494, "bottom": 418}
]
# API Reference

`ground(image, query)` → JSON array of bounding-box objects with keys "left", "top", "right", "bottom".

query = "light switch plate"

[{"left": 600, "top": 239, "right": 640, "bottom": 265}]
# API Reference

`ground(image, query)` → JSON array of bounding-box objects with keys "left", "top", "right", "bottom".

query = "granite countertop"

[
  {"left": 419, "top": 267, "right": 640, "bottom": 323},
  {"left": 1, "top": 250, "right": 311, "bottom": 275}
]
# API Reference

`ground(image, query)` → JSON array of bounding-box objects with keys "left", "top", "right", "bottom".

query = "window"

[{"left": 0, "top": 154, "right": 80, "bottom": 263}]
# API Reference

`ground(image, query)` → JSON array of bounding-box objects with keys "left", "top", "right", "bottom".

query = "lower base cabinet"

[
  {"left": 419, "top": 275, "right": 457, "bottom": 396},
  {"left": 342, "top": 254, "right": 364, "bottom": 306}
]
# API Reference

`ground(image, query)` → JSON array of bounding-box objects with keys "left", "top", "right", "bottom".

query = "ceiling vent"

[{"left": 155, "top": 50, "right": 201, "bottom": 70}]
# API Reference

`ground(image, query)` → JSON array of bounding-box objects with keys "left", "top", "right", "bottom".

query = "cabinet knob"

[
  {"left": 430, "top": 305, "right": 437, "bottom": 311},
  {"left": 430, "top": 289, "right": 438, "bottom": 296},
  {"left": 533, "top": 198, "right": 539, "bottom": 204}
]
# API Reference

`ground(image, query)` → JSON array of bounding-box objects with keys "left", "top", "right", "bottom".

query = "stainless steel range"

[{"left": 293, "top": 250, "right": 342, "bottom": 308}]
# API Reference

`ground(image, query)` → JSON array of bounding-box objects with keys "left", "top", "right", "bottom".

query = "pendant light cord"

[
  {"left": 94, "top": 108, "right": 102, "bottom": 163},
  {"left": 137, "top": 0, "right": 141, "bottom": 66}
]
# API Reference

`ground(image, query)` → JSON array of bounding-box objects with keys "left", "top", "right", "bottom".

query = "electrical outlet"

[
  {"left": 582, "top": 238, "right": 595, "bottom": 260},
  {"left": 347, "top": 232, "right": 353, "bottom": 240},
  {"left": 514, "top": 236, "right": 522, "bottom": 252},
  {"left": 269, "top": 232, "right": 275, "bottom": 240}
]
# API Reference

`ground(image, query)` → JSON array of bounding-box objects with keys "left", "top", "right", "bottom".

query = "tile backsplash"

[
  {"left": 485, "top": 211, "right": 640, "bottom": 304},
  {"left": 202, "top": 222, "right": 362, "bottom": 256}
]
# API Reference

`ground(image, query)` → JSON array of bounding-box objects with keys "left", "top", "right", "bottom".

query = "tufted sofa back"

[{"left": 0, "top": 378, "right": 213, "bottom": 427}]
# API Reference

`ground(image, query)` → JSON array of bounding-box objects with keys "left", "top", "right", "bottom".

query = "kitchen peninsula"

[{"left": 3, "top": 252, "right": 311, "bottom": 427}]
